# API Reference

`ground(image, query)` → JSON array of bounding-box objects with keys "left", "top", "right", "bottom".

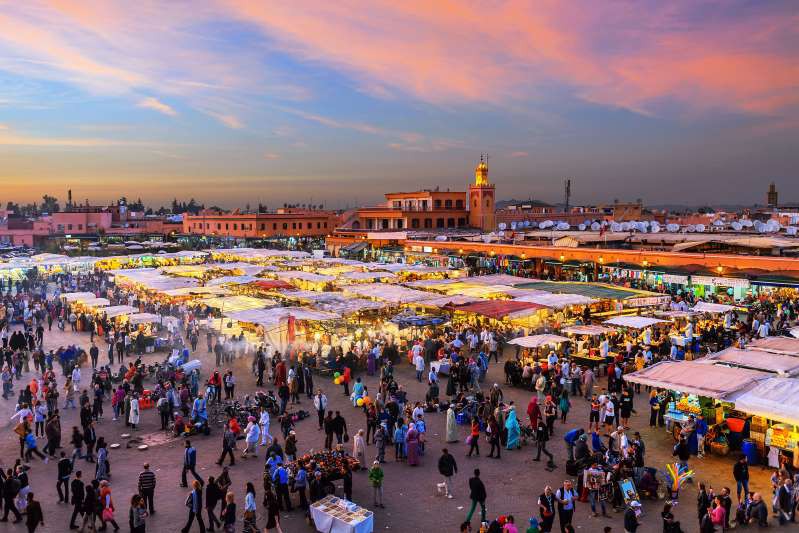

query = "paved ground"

[{"left": 0, "top": 326, "right": 775, "bottom": 532}]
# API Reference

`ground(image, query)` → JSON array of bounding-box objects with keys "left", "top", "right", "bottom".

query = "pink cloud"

[{"left": 223, "top": 1, "right": 799, "bottom": 116}]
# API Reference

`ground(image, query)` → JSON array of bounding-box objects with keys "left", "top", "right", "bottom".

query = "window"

[
  {"left": 486, "top": 199, "right": 490, "bottom": 207},
  {"left": 233, "top": 224, "right": 238, "bottom": 230},
  {"left": 367, "top": 219, "right": 374, "bottom": 229},
  {"left": 424, "top": 218, "right": 432, "bottom": 228},
  {"left": 217, "top": 223, "right": 221, "bottom": 230},
  {"left": 273, "top": 223, "right": 277, "bottom": 230},
  {"left": 282, "top": 223, "right": 288, "bottom": 230},
  {"left": 411, "top": 219, "right": 420, "bottom": 229},
  {"left": 307, "top": 222, "right": 311, "bottom": 229},
  {"left": 292, "top": 222, "right": 296, "bottom": 229},
  {"left": 67, "top": 224, "right": 73, "bottom": 230},
  {"left": 473, "top": 199, "right": 477, "bottom": 207},
  {"left": 458, "top": 218, "right": 466, "bottom": 226},
  {"left": 456, "top": 199, "right": 464, "bottom": 209},
  {"left": 447, "top": 218, "right": 455, "bottom": 228},
  {"left": 397, "top": 219, "right": 404, "bottom": 229},
  {"left": 260, "top": 223, "right": 265, "bottom": 230},
  {"left": 225, "top": 223, "right": 229, "bottom": 230},
  {"left": 317, "top": 222, "right": 321, "bottom": 229},
  {"left": 324, "top": 222, "right": 328, "bottom": 228},
  {"left": 434, "top": 199, "right": 442, "bottom": 208},
  {"left": 381, "top": 219, "right": 389, "bottom": 229},
  {"left": 205, "top": 223, "right": 209, "bottom": 229},
  {"left": 445, "top": 199, "right": 452, "bottom": 208},
  {"left": 436, "top": 218, "right": 444, "bottom": 228},
  {"left": 77, "top": 224, "right": 83, "bottom": 230}
]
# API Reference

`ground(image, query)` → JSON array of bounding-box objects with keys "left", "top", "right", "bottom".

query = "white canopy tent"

[
  {"left": 81, "top": 297, "right": 110, "bottom": 308},
  {"left": 128, "top": 313, "right": 162, "bottom": 325},
  {"left": 102, "top": 305, "right": 138, "bottom": 318},
  {"left": 206, "top": 275, "right": 260, "bottom": 287},
  {"left": 728, "top": 378, "right": 799, "bottom": 426},
  {"left": 748, "top": 336, "right": 799, "bottom": 356},
  {"left": 226, "top": 307, "right": 340, "bottom": 328},
  {"left": 416, "top": 295, "right": 487, "bottom": 307},
  {"left": 273, "top": 271, "right": 335, "bottom": 283},
  {"left": 508, "top": 334, "right": 571, "bottom": 348},
  {"left": 691, "top": 301, "right": 737, "bottom": 314},
  {"left": 698, "top": 348, "right": 799, "bottom": 376},
  {"left": 514, "top": 293, "right": 597, "bottom": 309},
  {"left": 343, "top": 283, "right": 438, "bottom": 304},
  {"left": 560, "top": 325, "right": 615, "bottom": 336},
  {"left": 200, "top": 295, "right": 277, "bottom": 312},
  {"left": 622, "top": 361, "right": 769, "bottom": 399},
  {"left": 337, "top": 271, "right": 397, "bottom": 282},
  {"left": 604, "top": 316, "right": 668, "bottom": 329},
  {"left": 61, "top": 292, "right": 97, "bottom": 302}
]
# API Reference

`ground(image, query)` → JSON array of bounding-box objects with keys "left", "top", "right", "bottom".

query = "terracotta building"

[{"left": 182, "top": 208, "right": 341, "bottom": 238}]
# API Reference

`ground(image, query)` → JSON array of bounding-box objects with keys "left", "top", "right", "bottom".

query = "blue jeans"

[
  {"left": 589, "top": 490, "right": 606, "bottom": 515},
  {"left": 736, "top": 479, "right": 749, "bottom": 500}
]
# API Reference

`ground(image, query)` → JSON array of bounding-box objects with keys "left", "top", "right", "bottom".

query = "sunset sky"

[{"left": 0, "top": 1, "right": 797, "bottom": 209}]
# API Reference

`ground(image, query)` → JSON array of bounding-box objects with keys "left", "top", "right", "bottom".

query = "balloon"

[
  {"left": 334, "top": 372, "right": 341, "bottom": 378},
  {"left": 363, "top": 396, "right": 371, "bottom": 404},
  {"left": 356, "top": 398, "right": 364, "bottom": 406},
  {"left": 334, "top": 377, "right": 341, "bottom": 385},
  {"left": 727, "top": 288, "right": 734, "bottom": 295}
]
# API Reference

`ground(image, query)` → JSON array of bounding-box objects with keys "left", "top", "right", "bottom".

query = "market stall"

[
  {"left": 691, "top": 301, "right": 737, "bottom": 314},
  {"left": 748, "top": 336, "right": 799, "bottom": 356},
  {"left": 699, "top": 348, "right": 799, "bottom": 376},
  {"left": 509, "top": 334, "right": 571, "bottom": 348},
  {"left": 310, "top": 495, "right": 373, "bottom": 533},
  {"left": 604, "top": 316, "right": 668, "bottom": 329}
]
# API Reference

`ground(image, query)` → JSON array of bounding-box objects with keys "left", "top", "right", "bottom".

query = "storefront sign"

[
  {"left": 626, "top": 295, "right": 672, "bottom": 307},
  {"left": 662, "top": 274, "right": 689, "bottom": 285},
  {"left": 691, "top": 276, "right": 750, "bottom": 289}
]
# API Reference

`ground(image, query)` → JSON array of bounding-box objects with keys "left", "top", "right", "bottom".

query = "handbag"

[
  {"left": 343, "top": 432, "right": 349, "bottom": 443},
  {"left": 102, "top": 507, "right": 114, "bottom": 521}
]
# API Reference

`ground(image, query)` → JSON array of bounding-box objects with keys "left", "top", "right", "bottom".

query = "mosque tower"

[{"left": 468, "top": 155, "right": 496, "bottom": 231}]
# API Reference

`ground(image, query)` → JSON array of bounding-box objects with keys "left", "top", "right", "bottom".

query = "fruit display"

[{"left": 278, "top": 450, "right": 361, "bottom": 482}]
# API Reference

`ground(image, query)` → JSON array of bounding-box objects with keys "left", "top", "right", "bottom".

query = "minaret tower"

[{"left": 468, "top": 154, "right": 496, "bottom": 231}]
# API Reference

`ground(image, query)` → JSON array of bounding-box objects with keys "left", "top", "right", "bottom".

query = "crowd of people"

[{"left": 0, "top": 266, "right": 798, "bottom": 533}]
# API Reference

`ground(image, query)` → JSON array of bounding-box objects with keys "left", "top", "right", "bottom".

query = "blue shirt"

[
  {"left": 294, "top": 468, "right": 307, "bottom": 488},
  {"left": 272, "top": 466, "right": 289, "bottom": 485}
]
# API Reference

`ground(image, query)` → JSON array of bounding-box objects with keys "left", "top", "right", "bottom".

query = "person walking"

[
  {"left": 25, "top": 492, "right": 44, "bottom": 532},
  {"left": 313, "top": 390, "right": 327, "bottom": 431},
  {"left": 57, "top": 451, "right": 73, "bottom": 503},
  {"left": 467, "top": 417, "right": 480, "bottom": 457},
  {"left": 465, "top": 468, "right": 487, "bottom": 525},
  {"left": 182, "top": 480, "right": 206, "bottom": 533},
  {"left": 0, "top": 467, "right": 22, "bottom": 523},
  {"left": 205, "top": 476, "right": 222, "bottom": 532},
  {"left": 272, "top": 463, "right": 292, "bottom": 512},
  {"left": 216, "top": 423, "right": 237, "bottom": 467},
  {"left": 534, "top": 419, "right": 555, "bottom": 468},
  {"left": 262, "top": 485, "right": 282, "bottom": 533},
  {"left": 733, "top": 456, "right": 749, "bottom": 503},
  {"left": 182, "top": 440, "right": 204, "bottom": 488},
  {"left": 98, "top": 480, "right": 120, "bottom": 532},
  {"left": 538, "top": 486, "right": 556, "bottom": 533},
  {"left": 68, "top": 470, "right": 85, "bottom": 529},
  {"left": 128, "top": 494, "right": 147, "bottom": 533},
  {"left": 368, "top": 461, "right": 384, "bottom": 508},
  {"left": 220, "top": 491, "right": 236, "bottom": 533},
  {"left": 138, "top": 463, "right": 156, "bottom": 515},
  {"left": 438, "top": 448, "right": 458, "bottom": 499}
]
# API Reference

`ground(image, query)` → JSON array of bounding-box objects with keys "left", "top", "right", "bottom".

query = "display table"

[
  {"left": 310, "top": 495, "right": 373, "bottom": 533},
  {"left": 570, "top": 353, "right": 604, "bottom": 369},
  {"left": 431, "top": 359, "right": 451, "bottom": 375}
]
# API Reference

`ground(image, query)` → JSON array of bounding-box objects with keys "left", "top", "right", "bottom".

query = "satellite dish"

[
  {"left": 434, "top": 235, "right": 448, "bottom": 241},
  {"left": 650, "top": 224, "right": 661, "bottom": 233},
  {"left": 590, "top": 222, "right": 600, "bottom": 231},
  {"left": 791, "top": 216, "right": 799, "bottom": 225},
  {"left": 741, "top": 219, "right": 753, "bottom": 227},
  {"left": 666, "top": 223, "right": 679, "bottom": 232},
  {"left": 610, "top": 222, "right": 621, "bottom": 232},
  {"left": 695, "top": 224, "right": 706, "bottom": 232},
  {"left": 482, "top": 234, "right": 492, "bottom": 243},
  {"left": 498, "top": 223, "right": 507, "bottom": 230},
  {"left": 556, "top": 222, "right": 570, "bottom": 230},
  {"left": 498, "top": 231, "right": 505, "bottom": 237},
  {"left": 786, "top": 226, "right": 798, "bottom": 236},
  {"left": 538, "top": 222, "right": 547, "bottom": 229},
  {"left": 578, "top": 224, "right": 586, "bottom": 231},
  {"left": 713, "top": 219, "right": 724, "bottom": 226},
  {"left": 510, "top": 222, "right": 517, "bottom": 230},
  {"left": 731, "top": 222, "right": 743, "bottom": 231}
]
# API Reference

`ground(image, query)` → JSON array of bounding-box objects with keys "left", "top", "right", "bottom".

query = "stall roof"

[
  {"left": 311, "top": 298, "right": 388, "bottom": 315},
  {"left": 343, "top": 283, "right": 438, "bottom": 304},
  {"left": 61, "top": 291, "right": 97, "bottom": 302},
  {"left": 102, "top": 305, "right": 138, "bottom": 318},
  {"left": 453, "top": 300, "right": 546, "bottom": 320},
  {"left": 211, "top": 248, "right": 311, "bottom": 260},
  {"left": 604, "top": 316, "right": 668, "bottom": 329},
  {"left": 416, "top": 294, "right": 487, "bottom": 307},
  {"left": 273, "top": 271, "right": 335, "bottom": 283},
  {"left": 748, "top": 337, "right": 799, "bottom": 356},
  {"left": 727, "top": 377, "right": 799, "bottom": 426},
  {"left": 206, "top": 275, "right": 260, "bottom": 287},
  {"left": 161, "top": 286, "right": 229, "bottom": 297},
  {"left": 128, "top": 313, "right": 161, "bottom": 325},
  {"left": 200, "top": 295, "right": 277, "bottom": 312},
  {"left": 698, "top": 348, "right": 799, "bottom": 375},
  {"left": 250, "top": 279, "right": 294, "bottom": 290},
  {"left": 560, "top": 325, "right": 615, "bottom": 336},
  {"left": 691, "top": 301, "right": 737, "bottom": 314},
  {"left": 509, "top": 334, "right": 571, "bottom": 348},
  {"left": 514, "top": 292, "right": 596, "bottom": 309},
  {"left": 337, "top": 271, "right": 398, "bottom": 282},
  {"left": 622, "top": 361, "right": 769, "bottom": 399},
  {"left": 467, "top": 274, "right": 540, "bottom": 286},
  {"left": 81, "top": 297, "right": 110, "bottom": 308},
  {"left": 226, "top": 306, "right": 339, "bottom": 328},
  {"left": 514, "top": 281, "right": 650, "bottom": 300}
]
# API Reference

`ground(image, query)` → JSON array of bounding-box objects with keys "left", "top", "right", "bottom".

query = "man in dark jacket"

[
  {"left": 56, "top": 451, "right": 73, "bottom": 503},
  {"left": 69, "top": 470, "right": 85, "bottom": 529},
  {"left": 438, "top": 448, "right": 458, "bottom": 499},
  {"left": 733, "top": 456, "right": 749, "bottom": 502},
  {"left": 0, "top": 468, "right": 21, "bottom": 522},
  {"left": 465, "top": 468, "right": 487, "bottom": 525},
  {"left": 623, "top": 500, "right": 640, "bottom": 532}
]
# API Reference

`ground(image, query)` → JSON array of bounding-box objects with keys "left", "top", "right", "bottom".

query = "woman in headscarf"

[
  {"left": 505, "top": 405, "right": 520, "bottom": 450},
  {"left": 445, "top": 406, "right": 459, "bottom": 443},
  {"left": 243, "top": 416, "right": 260, "bottom": 458},
  {"left": 526, "top": 396, "right": 541, "bottom": 429},
  {"left": 95, "top": 437, "right": 109, "bottom": 481},
  {"left": 405, "top": 422, "right": 420, "bottom": 466},
  {"left": 352, "top": 428, "right": 366, "bottom": 465},
  {"left": 367, "top": 347, "right": 377, "bottom": 376}
]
